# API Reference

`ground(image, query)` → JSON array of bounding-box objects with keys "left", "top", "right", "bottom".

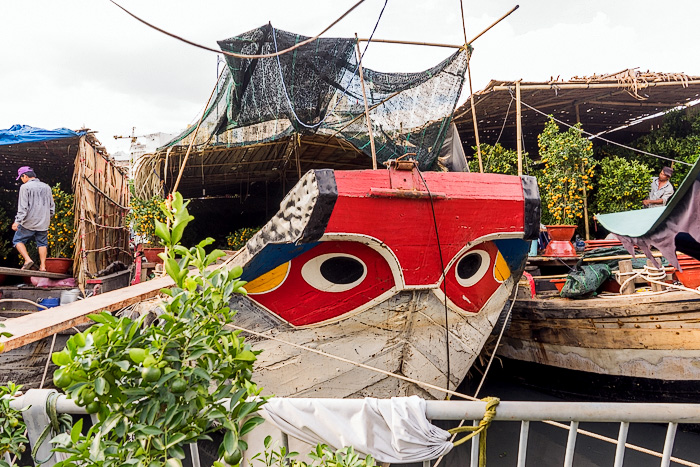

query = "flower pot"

[
  {"left": 550, "top": 278, "right": 566, "bottom": 292},
  {"left": 544, "top": 225, "right": 577, "bottom": 257},
  {"left": 45, "top": 257, "right": 74, "bottom": 275},
  {"left": 143, "top": 247, "right": 165, "bottom": 264}
]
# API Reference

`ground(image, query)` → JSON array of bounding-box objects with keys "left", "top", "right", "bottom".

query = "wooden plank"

[
  {"left": 0, "top": 267, "right": 70, "bottom": 280},
  {"left": 0, "top": 275, "right": 174, "bottom": 353}
]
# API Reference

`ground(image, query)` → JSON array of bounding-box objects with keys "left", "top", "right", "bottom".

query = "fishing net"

[
  {"left": 560, "top": 264, "right": 612, "bottom": 299},
  {"left": 162, "top": 24, "right": 470, "bottom": 170}
]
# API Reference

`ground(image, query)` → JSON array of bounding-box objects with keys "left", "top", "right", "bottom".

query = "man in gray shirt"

[
  {"left": 643, "top": 166, "right": 674, "bottom": 208},
  {"left": 11, "top": 166, "right": 55, "bottom": 271}
]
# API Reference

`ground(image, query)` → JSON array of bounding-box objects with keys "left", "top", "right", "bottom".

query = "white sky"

[{"left": 2, "top": 1, "right": 699, "bottom": 156}]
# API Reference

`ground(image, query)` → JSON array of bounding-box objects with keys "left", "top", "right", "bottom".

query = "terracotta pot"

[
  {"left": 45, "top": 258, "right": 73, "bottom": 275},
  {"left": 143, "top": 247, "right": 165, "bottom": 264},
  {"left": 544, "top": 225, "right": 577, "bottom": 257}
]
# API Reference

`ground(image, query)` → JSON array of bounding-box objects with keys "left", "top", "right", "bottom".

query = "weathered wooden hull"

[
  {"left": 233, "top": 278, "right": 515, "bottom": 399},
  {"left": 498, "top": 290, "right": 700, "bottom": 397},
  {"left": 230, "top": 166, "right": 538, "bottom": 398},
  {"left": 0, "top": 333, "right": 69, "bottom": 390}
]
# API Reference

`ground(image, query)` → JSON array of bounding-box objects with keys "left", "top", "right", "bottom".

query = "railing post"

[
  {"left": 516, "top": 421, "right": 529, "bottom": 467},
  {"left": 613, "top": 422, "right": 629, "bottom": 467},
  {"left": 470, "top": 420, "right": 480, "bottom": 467},
  {"left": 563, "top": 421, "right": 578, "bottom": 467},
  {"left": 660, "top": 422, "right": 678, "bottom": 467}
]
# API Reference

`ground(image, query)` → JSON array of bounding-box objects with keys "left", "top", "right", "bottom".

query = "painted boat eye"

[
  {"left": 454, "top": 250, "right": 490, "bottom": 287},
  {"left": 302, "top": 253, "right": 367, "bottom": 292}
]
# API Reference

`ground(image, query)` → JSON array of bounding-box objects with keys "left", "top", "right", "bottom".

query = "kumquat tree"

[
  {"left": 537, "top": 118, "right": 596, "bottom": 226},
  {"left": 594, "top": 156, "right": 653, "bottom": 213}
]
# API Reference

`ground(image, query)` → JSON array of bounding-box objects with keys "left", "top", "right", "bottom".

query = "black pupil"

[
  {"left": 320, "top": 257, "right": 364, "bottom": 284},
  {"left": 457, "top": 253, "right": 482, "bottom": 279}
]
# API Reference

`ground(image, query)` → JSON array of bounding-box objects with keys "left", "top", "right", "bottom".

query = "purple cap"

[{"left": 16, "top": 166, "right": 32, "bottom": 180}]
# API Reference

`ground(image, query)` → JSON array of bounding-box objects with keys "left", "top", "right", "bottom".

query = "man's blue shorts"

[{"left": 13, "top": 225, "right": 49, "bottom": 248}]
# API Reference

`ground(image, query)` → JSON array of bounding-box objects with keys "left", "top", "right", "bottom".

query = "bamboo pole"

[
  {"left": 516, "top": 80, "right": 523, "bottom": 176},
  {"left": 356, "top": 38, "right": 463, "bottom": 49},
  {"left": 172, "top": 73, "right": 220, "bottom": 195},
  {"left": 468, "top": 65, "right": 483, "bottom": 173},
  {"left": 574, "top": 103, "right": 591, "bottom": 241},
  {"left": 468, "top": 5, "right": 519, "bottom": 44},
  {"left": 492, "top": 80, "right": 700, "bottom": 91},
  {"left": 355, "top": 34, "right": 378, "bottom": 170}
]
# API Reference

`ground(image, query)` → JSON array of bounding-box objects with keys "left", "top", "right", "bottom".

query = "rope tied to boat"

[
  {"left": 32, "top": 391, "right": 72, "bottom": 465},
  {"left": 617, "top": 263, "right": 673, "bottom": 293},
  {"left": 448, "top": 397, "right": 500, "bottom": 466}
]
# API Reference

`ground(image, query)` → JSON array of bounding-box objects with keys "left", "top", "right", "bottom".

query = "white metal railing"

[{"left": 9, "top": 390, "right": 700, "bottom": 467}]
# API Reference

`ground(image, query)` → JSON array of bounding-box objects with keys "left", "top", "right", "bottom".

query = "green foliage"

[
  {"left": 48, "top": 183, "right": 76, "bottom": 258},
  {"left": 594, "top": 157, "right": 653, "bottom": 214},
  {"left": 50, "top": 192, "right": 265, "bottom": 467},
  {"left": 246, "top": 438, "right": 376, "bottom": 467},
  {"left": 126, "top": 194, "right": 168, "bottom": 246},
  {"left": 226, "top": 227, "right": 262, "bottom": 251},
  {"left": 632, "top": 110, "right": 700, "bottom": 182},
  {"left": 0, "top": 207, "right": 12, "bottom": 261},
  {"left": 468, "top": 143, "right": 531, "bottom": 175},
  {"left": 536, "top": 118, "right": 596, "bottom": 225},
  {"left": 0, "top": 382, "right": 29, "bottom": 467}
]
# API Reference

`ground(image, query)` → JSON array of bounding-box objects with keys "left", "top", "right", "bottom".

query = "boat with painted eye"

[{"left": 229, "top": 160, "right": 540, "bottom": 398}]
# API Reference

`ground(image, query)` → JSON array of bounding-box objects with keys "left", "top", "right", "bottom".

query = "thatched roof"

[{"left": 453, "top": 69, "right": 700, "bottom": 156}]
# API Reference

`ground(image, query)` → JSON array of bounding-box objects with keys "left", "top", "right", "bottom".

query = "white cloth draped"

[{"left": 260, "top": 396, "right": 453, "bottom": 463}]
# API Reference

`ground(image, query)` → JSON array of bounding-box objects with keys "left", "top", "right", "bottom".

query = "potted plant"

[
  {"left": 537, "top": 118, "right": 596, "bottom": 257},
  {"left": 226, "top": 226, "right": 262, "bottom": 251},
  {"left": 126, "top": 194, "right": 167, "bottom": 263},
  {"left": 46, "top": 183, "right": 76, "bottom": 274}
]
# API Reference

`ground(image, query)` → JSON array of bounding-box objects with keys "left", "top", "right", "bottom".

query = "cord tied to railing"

[
  {"left": 449, "top": 397, "right": 500, "bottom": 466},
  {"left": 31, "top": 391, "right": 72, "bottom": 465}
]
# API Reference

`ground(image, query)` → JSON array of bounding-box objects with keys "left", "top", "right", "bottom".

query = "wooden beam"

[
  {"left": 0, "top": 275, "right": 174, "bottom": 353},
  {"left": 0, "top": 267, "right": 69, "bottom": 280},
  {"left": 492, "top": 80, "right": 700, "bottom": 91}
]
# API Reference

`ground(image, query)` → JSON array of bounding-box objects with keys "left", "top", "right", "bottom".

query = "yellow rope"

[{"left": 448, "top": 397, "right": 499, "bottom": 467}]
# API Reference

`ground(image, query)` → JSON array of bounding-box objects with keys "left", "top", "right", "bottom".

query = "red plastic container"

[
  {"left": 45, "top": 258, "right": 73, "bottom": 275},
  {"left": 675, "top": 254, "right": 700, "bottom": 289},
  {"left": 544, "top": 225, "right": 577, "bottom": 258},
  {"left": 550, "top": 278, "right": 566, "bottom": 292}
]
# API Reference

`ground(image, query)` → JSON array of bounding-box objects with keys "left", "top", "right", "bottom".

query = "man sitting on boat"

[{"left": 642, "top": 166, "right": 674, "bottom": 208}]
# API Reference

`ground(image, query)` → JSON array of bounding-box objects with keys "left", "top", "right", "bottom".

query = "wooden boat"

[
  {"left": 495, "top": 157, "right": 700, "bottom": 402},
  {"left": 497, "top": 286, "right": 700, "bottom": 402},
  {"left": 230, "top": 161, "right": 539, "bottom": 398}
]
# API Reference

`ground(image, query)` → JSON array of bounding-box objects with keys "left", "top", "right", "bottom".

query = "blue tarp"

[{"left": 0, "top": 124, "right": 85, "bottom": 146}]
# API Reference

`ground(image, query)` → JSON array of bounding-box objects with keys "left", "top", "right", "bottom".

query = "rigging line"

[
  {"left": 108, "top": 0, "right": 367, "bottom": 60},
  {"left": 228, "top": 307, "right": 694, "bottom": 466},
  {"left": 432, "top": 283, "right": 520, "bottom": 467},
  {"left": 509, "top": 89, "right": 693, "bottom": 166},
  {"left": 271, "top": 0, "right": 389, "bottom": 129},
  {"left": 415, "top": 167, "right": 451, "bottom": 392},
  {"left": 225, "top": 323, "right": 478, "bottom": 401},
  {"left": 494, "top": 95, "right": 514, "bottom": 146}
]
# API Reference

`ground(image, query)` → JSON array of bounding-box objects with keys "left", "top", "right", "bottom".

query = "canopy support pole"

[
  {"left": 516, "top": 80, "right": 523, "bottom": 176},
  {"left": 355, "top": 34, "right": 378, "bottom": 170}
]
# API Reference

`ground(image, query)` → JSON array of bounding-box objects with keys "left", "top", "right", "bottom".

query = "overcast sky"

[{"left": 2, "top": 1, "right": 699, "bottom": 156}]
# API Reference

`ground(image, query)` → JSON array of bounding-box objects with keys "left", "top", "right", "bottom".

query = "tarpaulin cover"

[
  {"left": 0, "top": 124, "right": 85, "bottom": 146},
  {"left": 596, "top": 156, "right": 700, "bottom": 269}
]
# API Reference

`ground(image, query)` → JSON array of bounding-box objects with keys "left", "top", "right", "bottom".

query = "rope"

[
  {"left": 108, "top": 0, "right": 368, "bottom": 60},
  {"left": 449, "top": 397, "right": 499, "bottom": 467},
  {"left": 615, "top": 264, "right": 693, "bottom": 294},
  {"left": 31, "top": 392, "right": 72, "bottom": 465},
  {"left": 39, "top": 334, "right": 58, "bottom": 389},
  {"left": 510, "top": 90, "right": 693, "bottom": 166},
  {"left": 415, "top": 167, "right": 451, "bottom": 391}
]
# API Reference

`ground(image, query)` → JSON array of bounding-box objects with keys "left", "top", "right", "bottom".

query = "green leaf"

[
  {"left": 52, "top": 350, "right": 71, "bottom": 366},
  {"left": 165, "top": 258, "right": 182, "bottom": 284},
  {"left": 154, "top": 219, "right": 171, "bottom": 244},
  {"left": 165, "top": 433, "right": 186, "bottom": 449},
  {"left": 70, "top": 418, "right": 84, "bottom": 443},
  {"left": 139, "top": 425, "right": 163, "bottom": 436},
  {"left": 234, "top": 350, "right": 257, "bottom": 362},
  {"left": 94, "top": 377, "right": 107, "bottom": 395}
]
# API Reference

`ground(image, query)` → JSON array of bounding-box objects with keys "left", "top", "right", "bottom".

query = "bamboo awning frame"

[{"left": 453, "top": 69, "right": 700, "bottom": 158}]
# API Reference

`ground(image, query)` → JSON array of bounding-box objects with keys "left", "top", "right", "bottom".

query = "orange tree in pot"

[
  {"left": 537, "top": 118, "right": 596, "bottom": 256},
  {"left": 126, "top": 194, "right": 167, "bottom": 263},
  {"left": 46, "top": 183, "right": 76, "bottom": 274}
]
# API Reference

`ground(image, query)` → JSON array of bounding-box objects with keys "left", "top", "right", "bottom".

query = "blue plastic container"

[{"left": 38, "top": 297, "right": 60, "bottom": 308}]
